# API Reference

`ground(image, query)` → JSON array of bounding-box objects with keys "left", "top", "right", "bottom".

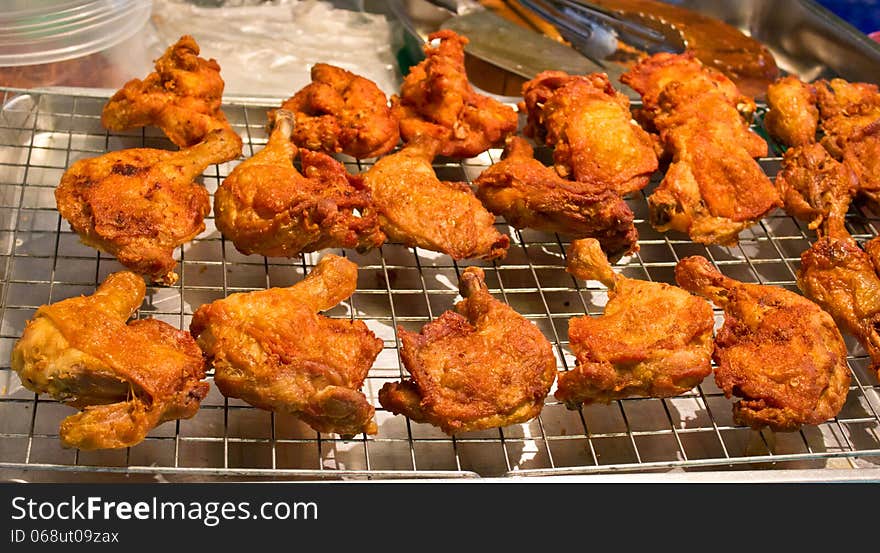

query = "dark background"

[{"left": 817, "top": 0, "right": 880, "bottom": 35}]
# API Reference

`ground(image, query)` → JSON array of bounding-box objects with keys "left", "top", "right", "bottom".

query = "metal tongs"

[{"left": 516, "top": 0, "right": 679, "bottom": 60}]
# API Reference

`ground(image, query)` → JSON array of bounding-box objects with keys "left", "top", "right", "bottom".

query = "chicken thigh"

[
  {"left": 557, "top": 239, "right": 714, "bottom": 406},
  {"left": 55, "top": 128, "right": 241, "bottom": 285},
  {"left": 379, "top": 267, "right": 556, "bottom": 434},
  {"left": 473, "top": 136, "right": 638, "bottom": 260},
  {"left": 676, "top": 256, "right": 850, "bottom": 431},
  {"left": 520, "top": 71, "right": 658, "bottom": 195},
  {"left": 10, "top": 272, "right": 209, "bottom": 450},
  {"left": 362, "top": 137, "right": 509, "bottom": 260},
  {"left": 214, "top": 110, "right": 385, "bottom": 257},
  {"left": 190, "top": 255, "right": 382, "bottom": 437}
]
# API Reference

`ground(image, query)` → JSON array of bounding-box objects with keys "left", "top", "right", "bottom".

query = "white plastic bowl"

[{"left": 0, "top": 0, "right": 153, "bottom": 67}]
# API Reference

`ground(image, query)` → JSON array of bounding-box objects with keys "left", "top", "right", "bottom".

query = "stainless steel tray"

[{"left": 0, "top": 87, "right": 878, "bottom": 482}]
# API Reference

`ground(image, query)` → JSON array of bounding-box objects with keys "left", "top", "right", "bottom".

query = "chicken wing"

[
  {"left": 473, "top": 136, "right": 638, "bottom": 260},
  {"left": 622, "top": 52, "right": 780, "bottom": 245},
  {"left": 557, "top": 239, "right": 714, "bottom": 406},
  {"left": 10, "top": 272, "right": 208, "bottom": 450},
  {"left": 763, "top": 75, "right": 819, "bottom": 147},
  {"left": 274, "top": 63, "right": 399, "bottom": 159},
  {"left": 362, "top": 137, "right": 509, "bottom": 260},
  {"left": 379, "top": 267, "right": 556, "bottom": 434},
  {"left": 676, "top": 256, "right": 850, "bottom": 431},
  {"left": 773, "top": 143, "right": 857, "bottom": 230},
  {"left": 214, "top": 110, "right": 385, "bottom": 257},
  {"left": 101, "top": 35, "right": 241, "bottom": 156},
  {"left": 390, "top": 29, "right": 518, "bottom": 159},
  {"left": 55, "top": 128, "right": 241, "bottom": 285},
  {"left": 520, "top": 71, "right": 658, "bottom": 195},
  {"left": 190, "top": 255, "right": 382, "bottom": 437}
]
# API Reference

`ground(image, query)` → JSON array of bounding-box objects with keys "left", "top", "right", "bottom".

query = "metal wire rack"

[{"left": 0, "top": 86, "right": 878, "bottom": 481}]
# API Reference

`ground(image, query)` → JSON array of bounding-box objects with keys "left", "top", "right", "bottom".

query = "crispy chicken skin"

[
  {"left": 557, "top": 239, "right": 714, "bottom": 406},
  {"left": 764, "top": 76, "right": 819, "bottom": 147},
  {"left": 622, "top": 52, "right": 780, "bottom": 245},
  {"left": 798, "top": 214, "right": 880, "bottom": 379},
  {"left": 10, "top": 272, "right": 209, "bottom": 450},
  {"left": 101, "top": 35, "right": 241, "bottom": 156},
  {"left": 214, "top": 110, "right": 385, "bottom": 257},
  {"left": 676, "top": 256, "right": 850, "bottom": 431},
  {"left": 362, "top": 137, "right": 509, "bottom": 260},
  {"left": 391, "top": 29, "right": 518, "bottom": 159},
  {"left": 774, "top": 143, "right": 858, "bottom": 230},
  {"left": 520, "top": 71, "right": 658, "bottom": 195},
  {"left": 621, "top": 51, "right": 757, "bottom": 128},
  {"left": 190, "top": 255, "right": 382, "bottom": 437},
  {"left": 55, "top": 128, "right": 241, "bottom": 285},
  {"left": 815, "top": 78, "right": 880, "bottom": 157},
  {"left": 473, "top": 136, "right": 638, "bottom": 260},
  {"left": 274, "top": 63, "right": 399, "bottom": 159},
  {"left": 379, "top": 267, "right": 556, "bottom": 434}
]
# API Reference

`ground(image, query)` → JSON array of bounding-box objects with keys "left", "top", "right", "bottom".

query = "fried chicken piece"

[
  {"left": 274, "top": 63, "right": 399, "bottom": 159},
  {"left": 379, "top": 267, "right": 556, "bottom": 434},
  {"left": 362, "top": 137, "right": 509, "bottom": 260},
  {"left": 473, "top": 136, "right": 637, "bottom": 260},
  {"left": 815, "top": 78, "right": 880, "bottom": 157},
  {"left": 390, "top": 29, "right": 518, "bottom": 159},
  {"left": 676, "top": 256, "right": 850, "bottom": 431},
  {"left": 10, "top": 272, "right": 208, "bottom": 450},
  {"left": 556, "top": 239, "right": 714, "bottom": 406},
  {"left": 798, "top": 211, "right": 880, "bottom": 379},
  {"left": 763, "top": 75, "right": 819, "bottom": 147},
  {"left": 55, "top": 128, "right": 241, "bottom": 285},
  {"left": 102, "top": 35, "right": 241, "bottom": 155},
  {"left": 774, "top": 143, "right": 858, "bottom": 230},
  {"left": 520, "top": 71, "right": 658, "bottom": 195},
  {"left": 622, "top": 52, "right": 780, "bottom": 245},
  {"left": 190, "top": 255, "right": 382, "bottom": 437},
  {"left": 214, "top": 110, "right": 385, "bottom": 257},
  {"left": 621, "top": 52, "right": 757, "bottom": 129}
]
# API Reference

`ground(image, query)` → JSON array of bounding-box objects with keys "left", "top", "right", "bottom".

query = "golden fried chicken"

[
  {"left": 391, "top": 29, "right": 518, "bottom": 159},
  {"left": 622, "top": 52, "right": 780, "bottom": 245},
  {"left": 214, "top": 110, "right": 385, "bottom": 257},
  {"left": 621, "top": 51, "right": 757, "bottom": 129},
  {"left": 774, "top": 143, "right": 858, "bottom": 230},
  {"left": 815, "top": 78, "right": 880, "bottom": 158},
  {"left": 764, "top": 75, "right": 819, "bottom": 147},
  {"left": 56, "top": 128, "right": 240, "bottom": 285},
  {"left": 676, "top": 256, "right": 850, "bottom": 431},
  {"left": 841, "top": 122, "right": 880, "bottom": 209},
  {"left": 362, "top": 137, "right": 509, "bottom": 260},
  {"left": 798, "top": 215, "right": 880, "bottom": 379},
  {"left": 557, "top": 239, "right": 714, "bottom": 406},
  {"left": 10, "top": 272, "right": 208, "bottom": 450},
  {"left": 520, "top": 71, "right": 658, "bottom": 195},
  {"left": 274, "top": 63, "right": 399, "bottom": 159},
  {"left": 190, "top": 255, "right": 382, "bottom": 437},
  {"left": 473, "top": 136, "right": 637, "bottom": 260},
  {"left": 379, "top": 267, "right": 556, "bottom": 434},
  {"left": 102, "top": 35, "right": 241, "bottom": 155}
]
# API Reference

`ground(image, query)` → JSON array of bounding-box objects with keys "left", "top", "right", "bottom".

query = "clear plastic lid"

[{"left": 0, "top": 0, "right": 153, "bottom": 67}]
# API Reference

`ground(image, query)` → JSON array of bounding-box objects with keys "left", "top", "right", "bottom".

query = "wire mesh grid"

[{"left": 0, "top": 86, "right": 878, "bottom": 481}]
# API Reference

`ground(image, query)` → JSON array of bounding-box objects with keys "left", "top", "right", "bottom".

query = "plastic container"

[{"left": 0, "top": 0, "right": 155, "bottom": 89}]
